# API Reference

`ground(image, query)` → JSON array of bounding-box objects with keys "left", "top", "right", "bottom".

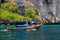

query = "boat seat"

[
  {"left": 0, "top": 25, "right": 6, "bottom": 30},
  {"left": 8, "top": 25, "right": 16, "bottom": 28},
  {"left": 16, "top": 24, "right": 28, "bottom": 28}
]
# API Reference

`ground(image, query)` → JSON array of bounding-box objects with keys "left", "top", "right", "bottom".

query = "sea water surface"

[{"left": 0, "top": 24, "right": 60, "bottom": 40}]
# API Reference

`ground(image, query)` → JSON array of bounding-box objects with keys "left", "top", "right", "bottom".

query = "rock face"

[
  {"left": 30, "top": 0, "right": 60, "bottom": 19},
  {"left": 14, "top": 0, "right": 26, "bottom": 4},
  {"left": 1, "top": 0, "right": 60, "bottom": 19},
  {"left": 10, "top": 0, "right": 60, "bottom": 19}
]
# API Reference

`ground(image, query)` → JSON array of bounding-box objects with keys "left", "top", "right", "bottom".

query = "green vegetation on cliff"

[{"left": 0, "top": 0, "right": 40, "bottom": 22}]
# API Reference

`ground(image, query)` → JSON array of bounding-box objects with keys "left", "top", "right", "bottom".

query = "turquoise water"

[{"left": 0, "top": 24, "right": 60, "bottom": 40}]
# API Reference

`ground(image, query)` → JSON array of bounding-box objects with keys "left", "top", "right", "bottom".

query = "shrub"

[
  {"left": 0, "top": 9, "right": 24, "bottom": 22},
  {"left": 0, "top": 1, "right": 40, "bottom": 22},
  {"left": 0, "top": 0, "right": 18, "bottom": 13},
  {"left": 24, "top": 6, "right": 40, "bottom": 20}
]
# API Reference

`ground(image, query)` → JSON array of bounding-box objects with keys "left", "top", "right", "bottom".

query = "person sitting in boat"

[
  {"left": 28, "top": 20, "right": 37, "bottom": 25},
  {"left": 28, "top": 19, "right": 43, "bottom": 25}
]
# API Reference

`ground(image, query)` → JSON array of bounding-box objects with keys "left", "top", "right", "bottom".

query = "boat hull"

[{"left": 7, "top": 24, "right": 41, "bottom": 30}]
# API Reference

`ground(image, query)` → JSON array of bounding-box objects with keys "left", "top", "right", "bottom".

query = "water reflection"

[
  {"left": 0, "top": 25, "right": 60, "bottom": 40},
  {"left": 0, "top": 28, "right": 42, "bottom": 40}
]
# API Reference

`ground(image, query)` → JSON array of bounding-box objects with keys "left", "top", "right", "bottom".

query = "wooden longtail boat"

[
  {"left": 7, "top": 23, "right": 60, "bottom": 30},
  {"left": 7, "top": 24, "right": 42, "bottom": 30}
]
